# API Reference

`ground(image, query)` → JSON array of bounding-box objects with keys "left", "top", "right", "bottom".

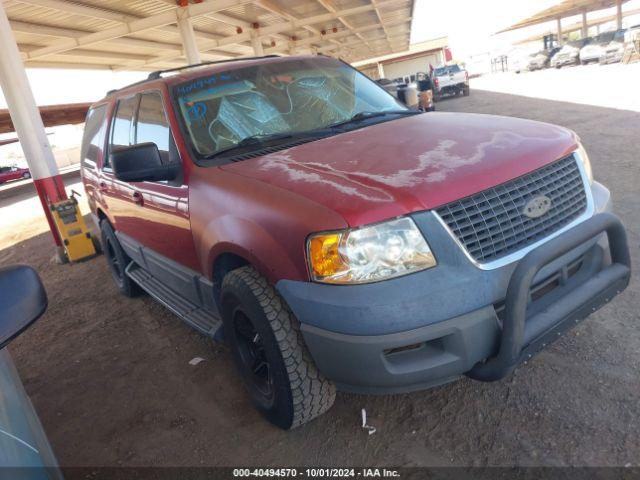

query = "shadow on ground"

[{"left": 2, "top": 90, "right": 639, "bottom": 467}]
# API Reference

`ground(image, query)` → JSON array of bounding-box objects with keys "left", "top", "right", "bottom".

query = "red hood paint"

[{"left": 222, "top": 112, "right": 579, "bottom": 226}]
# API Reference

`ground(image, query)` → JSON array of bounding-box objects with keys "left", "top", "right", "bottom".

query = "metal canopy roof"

[
  {"left": 2, "top": 0, "right": 415, "bottom": 71},
  {"left": 498, "top": 0, "right": 629, "bottom": 33},
  {"left": 514, "top": 7, "right": 640, "bottom": 44}
]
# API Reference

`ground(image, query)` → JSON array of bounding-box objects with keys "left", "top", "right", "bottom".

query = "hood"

[
  {"left": 605, "top": 41, "right": 624, "bottom": 51},
  {"left": 221, "top": 113, "right": 578, "bottom": 226}
]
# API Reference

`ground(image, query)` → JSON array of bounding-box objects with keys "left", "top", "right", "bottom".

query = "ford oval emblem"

[{"left": 523, "top": 195, "right": 552, "bottom": 219}]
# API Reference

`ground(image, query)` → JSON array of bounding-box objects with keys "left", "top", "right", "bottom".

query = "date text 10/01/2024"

[{"left": 232, "top": 468, "right": 401, "bottom": 478}]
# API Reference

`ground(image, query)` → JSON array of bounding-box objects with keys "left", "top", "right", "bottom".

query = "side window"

[
  {"left": 106, "top": 95, "right": 138, "bottom": 168},
  {"left": 80, "top": 104, "right": 107, "bottom": 168},
  {"left": 135, "top": 92, "right": 178, "bottom": 165}
]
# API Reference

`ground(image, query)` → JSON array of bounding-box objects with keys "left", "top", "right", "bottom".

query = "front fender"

[{"left": 203, "top": 215, "right": 302, "bottom": 283}]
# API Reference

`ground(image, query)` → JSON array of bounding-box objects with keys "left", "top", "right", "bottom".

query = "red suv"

[
  {"left": 81, "top": 55, "right": 630, "bottom": 429},
  {"left": 0, "top": 166, "right": 30, "bottom": 184}
]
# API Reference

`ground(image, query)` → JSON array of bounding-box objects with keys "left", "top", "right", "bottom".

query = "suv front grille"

[{"left": 436, "top": 154, "right": 588, "bottom": 263}]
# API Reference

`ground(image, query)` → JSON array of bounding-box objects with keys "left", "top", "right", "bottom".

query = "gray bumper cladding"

[{"left": 467, "top": 212, "right": 631, "bottom": 382}]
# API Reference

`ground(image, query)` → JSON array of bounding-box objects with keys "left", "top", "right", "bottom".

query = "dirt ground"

[{"left": 3, "top": 89, "right": 639, "bottom": 468}]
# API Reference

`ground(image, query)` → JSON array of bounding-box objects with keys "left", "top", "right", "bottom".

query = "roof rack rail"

[{"left": 147, "top": 55, "right": 281, "bottom": 80}]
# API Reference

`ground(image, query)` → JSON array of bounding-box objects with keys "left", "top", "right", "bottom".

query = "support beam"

[
  {"left": 556, "top": 17, "right": 563, "bottom": 45},
  {"left": 14, "top": 0, "right": 252, "bottom": 56},
  {"left": 123, "top": 0, "right": 405, "bottom": 70},
  {"left": 316, "top": 0, "right": 374, "bottom": 52},
  {"left": 18, "top": 0, "right": 252, "bottom": 61},
  {"left": 251, "top": 32, "right": 264, "bottom": 56},
  {"left": 581, "top": 10, "right": 588, "bottom": 38},
  {"left": 0, "top": 2, "right": 65, "bottom": 247},
  {"left": 616, "top": 0, "right": 623, "bottom": 30},
  {"left": 177, "top": 6, "right": 201, "bottom": 64}
]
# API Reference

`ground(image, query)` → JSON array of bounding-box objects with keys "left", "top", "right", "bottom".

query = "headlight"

[
  {"left": 307, "top": 217, "right": 437, "bottom": 284},
  {"left": 574, "top": 143, "right": 593, "bottom": 183}
]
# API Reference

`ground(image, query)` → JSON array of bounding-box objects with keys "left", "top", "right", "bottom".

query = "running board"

[{"left": 126, "top": 263, "right": 222, "bottom": 339}]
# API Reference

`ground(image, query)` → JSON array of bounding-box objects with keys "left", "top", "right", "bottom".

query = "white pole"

[
  {"left": 556, "top": 17, "right": 563, "bottom": 46},
  {"left": 0, "top": 2, "right": 66, "bottom": 247},
  {"left": 616, "top": 0, "right": 623, "bottom": 30},
  {"left": 251, "top": 32, "right": 265, "bottom": 56},
  {"left": 0, "top": 3, "right": 59, "bottom": 181},
  {"left": 177, "top": 8, "right": 201, "bottom": 65}
]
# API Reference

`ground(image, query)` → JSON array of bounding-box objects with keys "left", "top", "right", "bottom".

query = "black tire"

[
  {"left": 100, "top": 220, "right": 141, "bottom": 297},
  {"left": 221, "top": 266, "right": 335, "bottom": 429}
]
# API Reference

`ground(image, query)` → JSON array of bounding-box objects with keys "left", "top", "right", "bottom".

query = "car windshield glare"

[{"left": 173, "top": 57, "right": 405, "bottom": 158}]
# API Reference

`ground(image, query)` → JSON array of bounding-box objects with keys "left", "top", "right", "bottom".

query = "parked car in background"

[
  {"left": 579, "top": 40, "right": 604, "bottom": 64},
  {"left": 0, "top": 265, "right": 61, "bottom": 477},
  {"left": 82, "top": 54, "right": 630, "bottom": 429},
  {"left": 600, "top": 29, "right": 627, "bottom": 64},
  {"left": 432, "top": 64, "right": 469, "bottom": 100},
  {"left": 0, "top": 165, "right": 31, "bottom": 184},
  {"left": 528, "top": 47, "right": 561, "bottom": 70},
  {"left": 551, "top": 41, "right": 585, "bottom": 68}
]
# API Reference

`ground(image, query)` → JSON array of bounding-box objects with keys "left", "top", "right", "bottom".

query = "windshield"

[
  {"left": 433, "top": 65, "right": 461, "bottom": 76},
  {"left": 173, "top": 57, "right": 405, "bottom": 157}
]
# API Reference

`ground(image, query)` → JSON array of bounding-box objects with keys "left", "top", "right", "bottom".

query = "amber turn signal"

[{"left": 307, "top": 233, "right": 347, "bottom": 279}]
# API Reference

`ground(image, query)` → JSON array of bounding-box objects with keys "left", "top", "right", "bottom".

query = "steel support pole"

[
  {"left": 177, "top": 7, "right": 201, "bottom": 65},
  {"left": 251, "top": 32, "right": 265, "bottom": 56},
  {"left": 616, "top": 0, "right": 623, "bottom": 30},
  {"left": 556, "top": 17, "right": 563, "bottom": 46},
  {"left": 582, "top": 10, "right": 588, "bottom": 38},
  {"left": 0, "top": 2, "right": 66, "bottom": 247}
]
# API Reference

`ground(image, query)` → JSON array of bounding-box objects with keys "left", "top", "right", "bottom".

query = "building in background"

[{"left": 353, "top": 37, "right": 450, "bottom": 82}]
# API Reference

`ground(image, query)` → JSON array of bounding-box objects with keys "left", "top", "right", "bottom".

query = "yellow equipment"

[{"left": 50, "top": 193, "right": 96, "bottom": 262}]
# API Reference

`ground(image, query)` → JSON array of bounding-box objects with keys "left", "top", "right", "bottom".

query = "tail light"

[{"left": 434, "top": 77, "right": 439, "bottom": 88}]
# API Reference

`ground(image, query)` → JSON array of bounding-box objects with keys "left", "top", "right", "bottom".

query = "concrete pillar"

[
  {"left": 177, "top": 7, "right": 201, "bottom": 65},
  {"left": 581, "top": 10, "right": 588, "bottom": 38},
  {"left": 377, "top": 62, "right": 385, "bottom": 79},
  {"left": 251, "top": 32, "right": 264, "bottom": 56},
  {"left": 0, "top": 2, "right": 66, "bottom": 247},
  {"left": 616, "top": 0, "right": 623, "bottom": 30},
  {"left": 556, "top": 17, "right": 563, "bottom": 45}
]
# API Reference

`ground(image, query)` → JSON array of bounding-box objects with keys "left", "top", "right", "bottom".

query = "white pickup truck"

[{"left": 432, "top": 64, "right": 469, "bottom": 101}]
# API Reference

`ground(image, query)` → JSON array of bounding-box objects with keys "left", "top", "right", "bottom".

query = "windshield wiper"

[
  {"left": 326, "top": 110, "right": 421, "bottom": 130},
  {"left": 203, "top": 130, "right": 330, "bottom": 160}
]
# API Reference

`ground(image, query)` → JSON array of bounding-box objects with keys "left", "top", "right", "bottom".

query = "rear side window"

[
  {"left": 106, "top": 95, "right": 138, "bottom": 168},
  {"left": 135, "top": 92, "right": 178, "bottom": 165},
  {"left": 80, "top": 104, "right": 107, "bottom": 168}
]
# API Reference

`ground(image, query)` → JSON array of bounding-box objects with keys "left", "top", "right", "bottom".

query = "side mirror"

[
  {"left": 0, "top": 266, "right": 47, "bottom": 350},
  {"left": 110, "top": 142, "right": 179, "bottom": 182}
]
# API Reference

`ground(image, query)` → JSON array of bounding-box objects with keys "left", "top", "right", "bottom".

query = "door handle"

[{"left": 132, "top": 191, "right": 144, "bottom": 206}]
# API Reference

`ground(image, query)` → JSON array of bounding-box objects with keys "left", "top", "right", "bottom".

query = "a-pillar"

[
  {"left": 176, "top": 6, "right": 201, "bottom": 64},
  {"left": 0, "top": 3, "right": 66, "bottom": 249}
]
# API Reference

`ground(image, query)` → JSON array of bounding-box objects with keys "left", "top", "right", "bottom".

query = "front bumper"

[
  {"left": 600, "top": 50, "right": 624, "bottom": 64},
  {"left": 552, "top": 56, "right": 578, "bottom": 67},
  {"left": 276, "top": 184, "right": 630, "bottom": 394}
]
